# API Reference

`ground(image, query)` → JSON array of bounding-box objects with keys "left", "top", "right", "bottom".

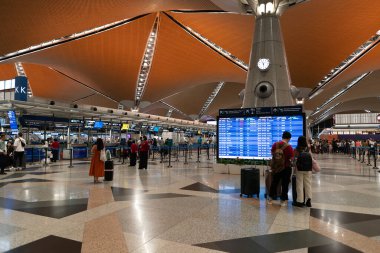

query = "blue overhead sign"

[
  {"left": 8, "top": 111, "right": 18, "bottom": 130},
  {"left": 14, "top": 76, "right": 28, "bottom": 101}
]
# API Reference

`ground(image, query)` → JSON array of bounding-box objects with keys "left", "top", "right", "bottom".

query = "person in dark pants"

[
  {"left": 129, "top": 140, "right": 138, "bottom": 166},
  {"left": 13, "top": 132, "right": 26, "bottom": 171},
  {"left": 138, "top": 136, "right": 149, "bottom": 170},
  {"left": 0, "top": 134, "right": 8, "bottom": 175},
  {"left": 51, "top": 139, "right": 59, "bottom": 162},
  {"left": 268, "top": 131, "right": 294, "bottom": 206}
]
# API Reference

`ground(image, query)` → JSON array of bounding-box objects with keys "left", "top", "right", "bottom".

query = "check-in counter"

[
  {"left": 24, "top": 145, "right": 47, "bottom": 163},
  {"left": 63, "top": 144, "right": 89, "bottom": 159}
]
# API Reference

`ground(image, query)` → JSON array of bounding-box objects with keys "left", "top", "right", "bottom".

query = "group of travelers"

[
  {"left": 89, "top": 136, "right": 150, "bottom": 183},
  {"left": 268, "top": 131, "right": 316, "bottom": 208},
  {"left": 0, "top": 132, "right": 26, "bottom": 174}
]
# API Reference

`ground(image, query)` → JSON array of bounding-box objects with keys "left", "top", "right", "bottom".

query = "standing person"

[
  {"left": 0, "top": 134, "right": 8, "bottom": 175},
  {"left": 13, "top": 133, "right": 26, "bottom": 171},
  {"left": 268, "top": 131, "right": 294, "bottom": 206},
  {"left": 6, "top": 140, "right": 15, "bottom": 170},
  {"left": 129, "top": 140, "right": 138, "bottom": 166},
  {"left": 50, "top": 139, "right": 60, "bottom": 162},
  {"left": 89, "top": 138, "right": 105, "bottom": 183},
  {"left": 139, "top": 136, "right": 149, "bottom": 170},
  {"left": 293, "top": 136, "right": 313, "bottom": 207}
]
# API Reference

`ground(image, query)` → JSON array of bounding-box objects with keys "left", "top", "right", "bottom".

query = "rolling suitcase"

[
  {"left": 104, "top": 160, "right": 114, "bottom": 181},
  {"left": 240, "top": 168, "right": 260, "bottom": 198}
]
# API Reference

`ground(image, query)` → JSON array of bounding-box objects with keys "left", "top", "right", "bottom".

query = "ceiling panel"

[
  {"left": 282, "top": 0, "right": 380, "bottom": 89},
  {"left": 305, "top": 44, "right": 380, "bottom": 111},
  {"left": 0, "top": 0, "right": 220, "bottom": 55},
  {"left": 76, "top": 94, "right": 119, "bottom": 109},
  {"left": 205, "top": 82, "right": 244, "bottom": 116},
  {"left": 8, "top": 14, "right": 156, "bottom": 102},
  {"left": 23, "top": 63, "right": 93, "bottom": 102},
  {"left": 0, "top": 64, "right": 17, "bottom": 80},
  {"left": 144, "top": 14, "right": 246, "bottom": 103},
  {"left": 322, "top": 97, "right": 380, "bottom": 119},
  {"left": 162, "top": 82, "right": 218, "bottom": 115},
  {"left": 170, "top": 12, "right": 254, "bottom": 63}
]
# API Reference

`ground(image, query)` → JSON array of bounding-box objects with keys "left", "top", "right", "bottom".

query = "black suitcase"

[
  {"left": 240, "top": 168, "right": 260, "bottom": 198},
  {"left": 104, "top": 160, "right": 114, "bottom": 181}
]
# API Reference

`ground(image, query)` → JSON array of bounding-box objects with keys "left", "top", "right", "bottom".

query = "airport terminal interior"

[{"left": 0, "top": 0, "right": 380, "bottom": 252}]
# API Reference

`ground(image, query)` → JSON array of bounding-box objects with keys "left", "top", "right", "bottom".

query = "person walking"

[
  {"left": 293, "top": 136, "right": 313, "bottom": 207},
  {"left": 89, "top": 138, "right": 105, "bottom": 183},
  {"left": 13, "top": 133, "right": 26, "bottom": 171},
  {"left": 139, "top": 136, "right": 149, "bottom": 170},
  {"left": 268, "top": 131, "right": 294, "bottom": 206},
  {"left": 0, "top": 134, "right": 8, "bottom": 175}
]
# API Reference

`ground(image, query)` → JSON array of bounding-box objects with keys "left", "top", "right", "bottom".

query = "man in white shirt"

[
  {"left": 0, "top": 134, "right": 7, "bottom": 175},
  {"left": 13, "top": 132, "right": 26, "bottom": 171}
]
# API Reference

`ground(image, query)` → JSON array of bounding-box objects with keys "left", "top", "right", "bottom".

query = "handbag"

[{"left": 100, "top": 149, "right": 106, "bottom": 162}]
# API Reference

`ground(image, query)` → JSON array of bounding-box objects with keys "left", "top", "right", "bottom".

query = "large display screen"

[
  {"left": 8, "top": 111, "right": 18, "bottom": 130},
  {"left": 218, "top": 112, "right": 305, "bottom": 160}
]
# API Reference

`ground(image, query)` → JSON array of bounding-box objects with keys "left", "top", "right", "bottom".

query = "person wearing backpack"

[
  {"left": 268, "top": 131, "right": 294, "bottom": 206},
  {"left": 293, "top": 136, "right": 313, "bottom": 207},
  {"left": 13, "top": 132, "right": 26, "bottom": 171}
]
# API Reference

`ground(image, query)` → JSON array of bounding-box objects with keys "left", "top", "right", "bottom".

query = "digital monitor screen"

[
  {"left": 153, "top": 126, "right": 160, "bottom": 132},
  {"left": 8, "top": 111, "right": 18, "bottom": 130},
  {"left": 93, "top": 121, "right": 103, "bottom": 129},
  {"left": 121, "top": 123, "right": 129, "bottom": 130},
  {"left": 218, "top": 115, "right": 305, "bottom": 160}
]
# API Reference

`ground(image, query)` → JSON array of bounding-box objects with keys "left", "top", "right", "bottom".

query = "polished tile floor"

[{"left": 0, "top": 152, "right": 379, "bottom": 252}]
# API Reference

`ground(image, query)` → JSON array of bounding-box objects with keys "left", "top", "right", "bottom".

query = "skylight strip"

[
  {"left": 310, "top": 72, "right": 371, "bottom": 117},
  {"left": 135, "top": 16, "right": 159, "bottom": 106},
  {"left": 164, "top": 13, "right": 248, "bottom": 71},
  {"left": 313, "top": 103, "right": 341, "bottom": 126},
  {"left": 160, "top": 101, "right": 189, "bottom": 118},
  {"left": 309, "top": 33, "right": 380, "bottom": 99},
  {"left": 0, "top": 14, "right": 149, "bottom": 62},
  {"left": 199, "top": 81, "right": 225, "bottom": 117}
]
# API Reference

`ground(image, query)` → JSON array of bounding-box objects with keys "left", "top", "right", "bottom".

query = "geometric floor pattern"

[
  {"left": 0, "top": 153, "right": 379, "bottom": 252},
  {"left": 195, "top": 229, "right": 361, "bottom": 253},
  {"left": 311, "top": 208, "right": 380, "bottom": 237},
  {"left": 4, "top": 235, "right": 82, "bottom": 253}
]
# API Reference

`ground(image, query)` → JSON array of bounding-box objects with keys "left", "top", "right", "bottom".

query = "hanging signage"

[
  {"left": 8, "top": 111, "right": 18, "bottom": 130},
  {"left": 14, "top": 76, "right": 28, "bottom": 101}
]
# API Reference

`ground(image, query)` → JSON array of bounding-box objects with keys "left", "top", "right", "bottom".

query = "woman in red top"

[
  {"left": 129, "top": 140, "right": 138, "bottom": 166},
  {"left": 139, "top": 136, "right": 149, "bottom": 170},
  {"left": 89, "top": 138, "right": 105, "bottom": 183}
]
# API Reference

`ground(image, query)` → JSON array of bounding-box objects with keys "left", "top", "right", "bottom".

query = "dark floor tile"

[
  {"left": 0, "top": 178, "right": 54, "bottom": 188},
  {"left": 16, "top": 204, "right": 88, "bottom": 219},
  {"left": 308, "top": 242, "right": 362, "bottom": 253},
  {"left": 252, "top": 230, "right": 334, "bottom": 252},
  {"left": 340, "top": 219, "right": 380, "bottom": 237},
  {"left": 5, "top": 235, "right": 81, "bottom": 253},
  {"left": 28, "top": 172, "right": 62, "bottom": 175},
  {"left": 195, "top": 237, "right": 270, "bottom": 253},
  {"left": 181, "top": 182, "right": 218, "bottom": 193},
  {"left": 111, "top": 187, "right": 148, "bottom": 201},
  {"left": 143, "top": 193, "right": 192, "bottom": 200},
  {"left": 310, "top": 208, "right": 380, "bottom": 225},
  {"left": 0, "top": 197, "right": 88, "bottom": 218}
]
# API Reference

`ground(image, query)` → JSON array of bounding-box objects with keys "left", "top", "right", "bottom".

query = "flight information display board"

[{"left": 217, "top": 106, "right": 305, "bottom": 160}]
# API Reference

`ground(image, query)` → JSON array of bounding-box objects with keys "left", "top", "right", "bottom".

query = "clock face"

[{"left": 257, "top": 58, "right": 270, "bottom": 71}]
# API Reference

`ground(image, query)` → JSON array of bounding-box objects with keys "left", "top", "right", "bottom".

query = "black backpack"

[{"left": 296, "top": 148, "right": 312, "bottom": 171}]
